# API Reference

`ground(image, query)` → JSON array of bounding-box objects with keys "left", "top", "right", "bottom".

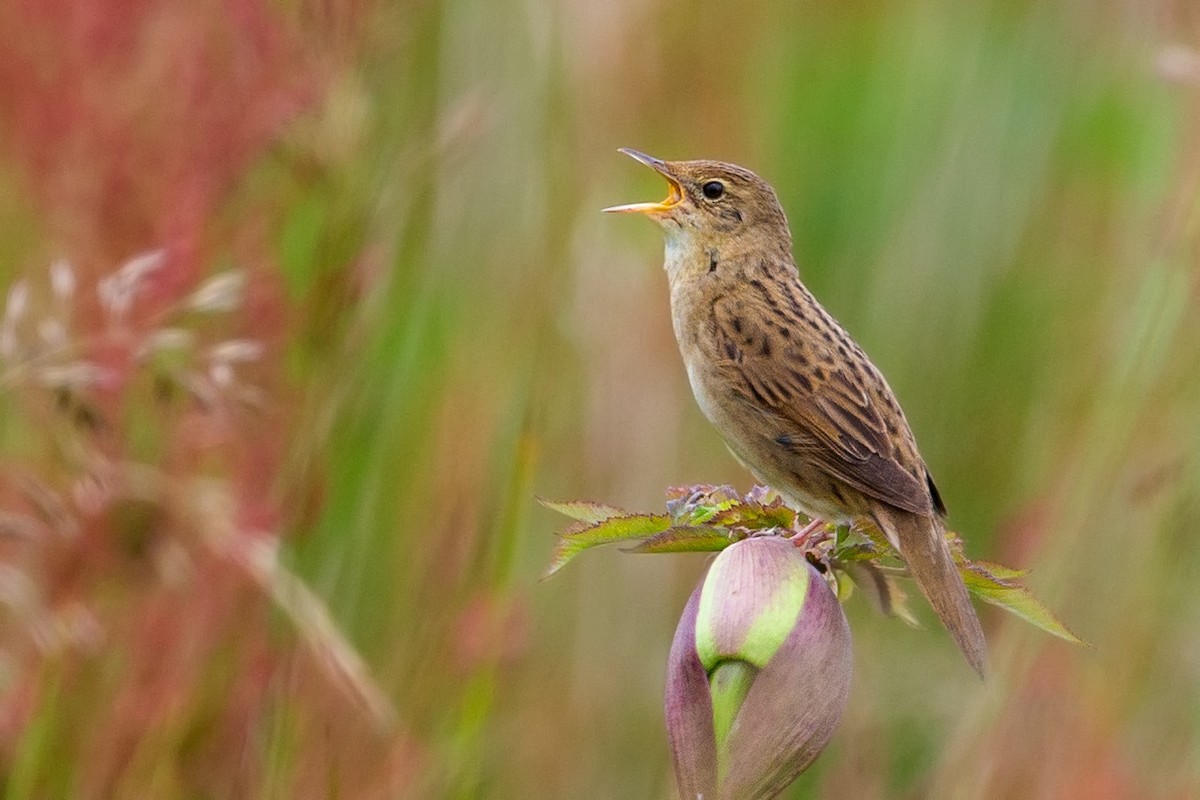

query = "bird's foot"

[{"left": 789, "top": 517, "right": 828, "bottom": 546}]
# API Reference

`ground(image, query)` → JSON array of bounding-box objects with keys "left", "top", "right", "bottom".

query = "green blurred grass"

[{"left": 275, "top": 1, "right": 1200, "bottom": 797}]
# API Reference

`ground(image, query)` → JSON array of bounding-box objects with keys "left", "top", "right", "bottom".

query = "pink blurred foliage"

[
  {"left": 0, "top": 0, "right": 419, "bottom": 796},
  {"left": 0, "top": 0, "right": 315, "bottom": 290},
  {"left": 971, "top": 648, "right": 1140, "bottom": 800},
  {"left": 453, "top": 589, "right": 530, "bottom": 674}
]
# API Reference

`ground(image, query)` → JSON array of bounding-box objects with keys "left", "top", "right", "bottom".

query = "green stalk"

[{"left": 709, "top": 660, "right": 757, "bottom": 787}]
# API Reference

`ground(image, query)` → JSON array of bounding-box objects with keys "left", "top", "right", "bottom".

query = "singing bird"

[{"left": 604, "top": 149, "right": 987, "bottom": 676}]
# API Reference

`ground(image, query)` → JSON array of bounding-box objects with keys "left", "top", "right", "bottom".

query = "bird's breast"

[
  {"left": 682, "top": 356, "right": 722, "bottom": 425},
  {"left": 675, "top": 312, "right": 751, "bottom": 446}
]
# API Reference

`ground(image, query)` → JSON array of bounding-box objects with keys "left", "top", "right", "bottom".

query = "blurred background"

[{"left": 0, "top": 0, "right": 1198, "bottom": 797}]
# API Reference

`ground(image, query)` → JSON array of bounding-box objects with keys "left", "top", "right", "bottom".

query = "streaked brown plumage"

[{"left": 605, "top": 149, "right": 987, "bottom": 676}]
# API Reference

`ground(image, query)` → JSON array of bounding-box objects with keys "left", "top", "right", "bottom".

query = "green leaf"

[
  {"left": 537, "top": 498, "right": 628, "bottom": 525},
  {"left": 969, "top": 560, "right": 1030, "bottom": 581},
  {"left": 943, "top": 529, "right": 969, "bottom": 561},
  {"left": 542, "top": 513, "right": 671, "bottom": 578},
  {"left": 683, "top": 501, "right": 741, "bottom": 525},
  {"left": 709, "top": 660, "right": 757, "bottom": 785},
  {"left": 830, "top": 533, "right": 878, "bottom": 562},
  {"left": 856, "top": 521, "right": 899, "bottom": 556},
  {"left": 961, "top": 564, "right": 1087, "bottom": 645},
  {"left": 666, "top": 485, "right": 742, "bottom": 524},
  {"left": 706, "top": 501, "right": 796, "bottom": 531},
  {"left": 830, "top": 544, "right": 877, "bottom": 562},
  {"left": 625, "top": 526, "right": 736, "bottom": 554}
]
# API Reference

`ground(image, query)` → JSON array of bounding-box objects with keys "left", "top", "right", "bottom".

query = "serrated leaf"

[
  {"left": 686, "top": 500, "right": 741, "bottom": 525},
  {"left": 538, "top": 498, "right": 628, "bottom": 525},
  {"left": 855, "top": 523, "right": 903, "bottom": 564},
  {"left": 970, "top": 560, "right": 1030, "bottom": 581},
  {"left": 833, "top": 524, "right": 861, "bottom": 547},
  {"left": 625, "top": 526, "right": 736, "bottom": 554},
  {"left": 961, "top": 566, "right": 1086, "bottom": 645},
  {"left": 666, "top": 485, "right": 742, "bottom": 522},
  {"left": 542, "top": 513, "right": 671, "bottom": 578},
  {"left": 830, "top": 541, "right": 877, "bottom": 562},
  {"left": 707, "top": 501, "right": 796, "bottom": 531}
]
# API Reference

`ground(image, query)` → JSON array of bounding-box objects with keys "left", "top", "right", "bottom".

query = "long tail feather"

[{"left": 871, "top": 504, "right": 988, "bottom": 677}]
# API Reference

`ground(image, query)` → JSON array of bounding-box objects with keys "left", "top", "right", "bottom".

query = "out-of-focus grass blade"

[{"left": 7, "top": 664, "right": 64, "bottom": 800}]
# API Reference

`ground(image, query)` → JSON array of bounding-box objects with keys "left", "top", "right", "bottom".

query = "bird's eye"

[{"left": 701, "top": 181, "right": 725, "bottom": 200}]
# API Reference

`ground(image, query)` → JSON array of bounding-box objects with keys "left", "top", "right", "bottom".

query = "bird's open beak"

[{"left": 602, "top": 148, "right": 684, "bottom": 214}]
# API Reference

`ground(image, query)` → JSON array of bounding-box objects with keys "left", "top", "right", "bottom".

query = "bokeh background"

[{"left": 0, "top": 0, "right": 1198, "bottom": 798}]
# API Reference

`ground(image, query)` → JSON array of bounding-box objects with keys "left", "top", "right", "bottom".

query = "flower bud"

[{"left": 665, "top": 536, "right": 852, "bottom": 800}]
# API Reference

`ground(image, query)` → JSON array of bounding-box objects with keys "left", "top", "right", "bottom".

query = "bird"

[{"left": 604, "top": 148, "right": 987, "bottom": 677}]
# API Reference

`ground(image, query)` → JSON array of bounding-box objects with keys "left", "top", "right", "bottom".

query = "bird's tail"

[{"left": 871, "top": 504, "right": 988, "bottom": 678}]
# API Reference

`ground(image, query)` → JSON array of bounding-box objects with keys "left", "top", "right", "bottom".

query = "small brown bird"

[{"left": 605, "top": 149, "right": 987, "bottom": 676}]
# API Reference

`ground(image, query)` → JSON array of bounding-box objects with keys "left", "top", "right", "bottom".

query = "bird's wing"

[{"left": 710, "top": 292, "right": 937, "bottom": 517}]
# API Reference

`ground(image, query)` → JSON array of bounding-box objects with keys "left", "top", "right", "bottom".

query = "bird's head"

[{"left": 603, "top": 149, "right": 792, "bottom": 262}]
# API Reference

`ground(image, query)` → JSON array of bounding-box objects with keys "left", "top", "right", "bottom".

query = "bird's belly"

[
  {"left": 683, "top": 359, "right": 723, "bottom": 426},
  {"left": 682, "top": 356, "right": 857, "bottom": 525}
]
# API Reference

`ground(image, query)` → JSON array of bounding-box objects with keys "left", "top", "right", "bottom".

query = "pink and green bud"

[{"left": 665, "top": 536, "right": 853, "bottom": 800}]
